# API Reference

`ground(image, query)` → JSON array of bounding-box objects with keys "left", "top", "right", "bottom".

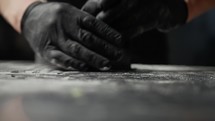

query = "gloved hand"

[
  {"left": 82, "top": 0, "right": 188, "bottom": 39},
  {"left": 22, "top": 1, "right": 130, "bottom": 71}
]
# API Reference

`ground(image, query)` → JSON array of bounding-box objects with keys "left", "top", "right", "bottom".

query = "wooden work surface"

[{"left": 1, "top": 61, "right": 215, "bottom": 121}]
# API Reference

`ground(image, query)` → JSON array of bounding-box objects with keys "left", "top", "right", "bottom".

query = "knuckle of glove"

[
  {"left": 78, "top": 29, "right": 92, "bottom": 43},
  {"left": 66, "top": 41, "right": 82, "bottom": 57},
  {"left": 82, "top": 0, "right": 101, "bottom": 13},
  {"left": 82, "top": 16, "right": 96, "bottom": 26}
]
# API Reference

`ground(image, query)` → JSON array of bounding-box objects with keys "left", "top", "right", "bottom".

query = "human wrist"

[{"left": 0, "top": 0, "right": 46, "bottom": 33}]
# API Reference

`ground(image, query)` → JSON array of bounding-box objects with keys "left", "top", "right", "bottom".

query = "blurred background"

[{"left": 0, "top": 0, "right": 215, "bottom": 66}]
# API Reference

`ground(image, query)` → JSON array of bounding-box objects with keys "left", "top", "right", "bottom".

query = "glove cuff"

[
  {"left": 158, "top": 0, "right": 188, "bottom": 32},
  {"left": 21, "top": 1, "right": 44, "bottom": 32}
]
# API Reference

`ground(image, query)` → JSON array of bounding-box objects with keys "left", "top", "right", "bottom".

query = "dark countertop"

[{"left": 1, "top": 61, "right": 215, "bottom": 121}]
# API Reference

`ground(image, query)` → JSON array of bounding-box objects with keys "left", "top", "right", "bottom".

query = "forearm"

[
  {"left": 185, "top": 0, "right": 215, "bottom": 22},
  {"left": 0, "top": 0, "right": 46, "bottom": 33}
]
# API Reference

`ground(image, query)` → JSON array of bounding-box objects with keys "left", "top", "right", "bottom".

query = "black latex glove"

[
  {"left": 82, "top": 0, "right": 188, "bottom": 39},
  {"left": 21, "top": 1, "right": 131, "bottom": 71}
]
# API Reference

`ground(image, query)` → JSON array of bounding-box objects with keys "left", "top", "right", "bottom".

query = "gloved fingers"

[
  {"left": 80, "top": 16, "right": 122, "bottom": 47},
  {"left": 96, "top": 7, "right": 121, "bottom": 24},
  {"left": 96, "top": 0, "right": 128, "bottom": 24},
  {"left": 45, "top": 49, "right": 89, "bottom": 71},
  {"left": 60, "top": 39, "right": 111, "bottom": 71},
  {"left": 77, "top": 29, "right": 124, "bottom": 60},
  {"left": 82, "top": 0, "right": 121, "bottom": 15},
  {"left": 81, "top": 0, "right": 102, "bottom": 16}
]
